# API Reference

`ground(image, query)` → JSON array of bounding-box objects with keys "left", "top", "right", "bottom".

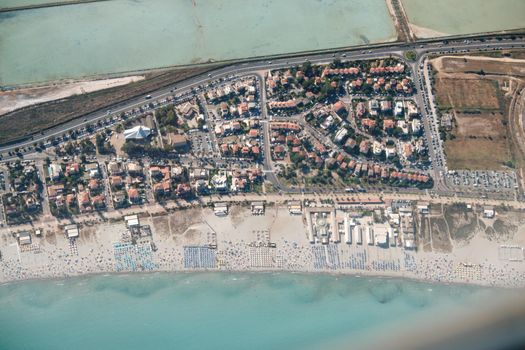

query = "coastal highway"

[
  {"left": 1, "top": 34, "right": 524, "bottom": 159},
  {"left": 1, "top": 34, "right": 525, "bottom": 199}
]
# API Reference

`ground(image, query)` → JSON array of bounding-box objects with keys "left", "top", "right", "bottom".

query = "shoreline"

[
  {"left": 0, "top": 267, "right": 500, "bottom": 290},
  {"left": 0, "top": 0, "right": 110, "bottom": 13},
  {"left": 1, "top": 205, "right": 523, "bottom": 290},
  {"left": 0, "top": 75, "right": 145, "bottom": 115},
  {"left": 0, "top": 36, "right": 396, "bottom": 89},
  {"left": 409, "top": 23, "right": 448, "bottom": 39}
]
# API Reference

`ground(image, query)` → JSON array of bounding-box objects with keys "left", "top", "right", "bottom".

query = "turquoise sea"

[{"left": 0, "top": 272, "right": 498, "bottom": 350}]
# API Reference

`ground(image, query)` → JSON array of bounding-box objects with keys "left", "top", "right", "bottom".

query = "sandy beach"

[
  {"left": 0, "top": 204, "right": 524, "bottom": 288},
  {"left": 409, "top": 23, "right": 448, "bottom": 39},
  {"left": 0, "top": 75, "right": 144, "bottom": 115}
]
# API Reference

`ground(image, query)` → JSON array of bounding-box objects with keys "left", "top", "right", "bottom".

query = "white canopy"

[{"left": 124, "top": 126, "right": 151, "bottom": 140}]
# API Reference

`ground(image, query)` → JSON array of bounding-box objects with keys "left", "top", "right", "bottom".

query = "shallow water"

[
  {"left": 2, "top": 0, "right": 523, "bottom": 86},
  {"left": 402, "top": 0, "right": 525, "bottom": 36},
  {"left": 0, "top": 0, "right": 395, "bottom": 85},
  {"left": 0, "top": 0, "right": 74, "bottom": 8},
  {"left": 0, "top": 272, "right": 497, "bottom": 350}
]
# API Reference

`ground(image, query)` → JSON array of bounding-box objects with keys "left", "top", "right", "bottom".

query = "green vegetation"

[
  {"left": 122, "top": 140, "right": 171, "bottom": 158},
  {"left": 95, "top": 132, "right": 114, "bottom": 155},
  {"left": 404, "top": 51, "right": 417, "bottom": 61}
]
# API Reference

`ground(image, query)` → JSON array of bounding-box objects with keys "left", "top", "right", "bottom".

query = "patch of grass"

[
  {"left": 492, "top": 219, "right": 517, "bottom": 238},
  {"left": 444, "top": 205, "right": 477, "bottom": 242},
  {"left": 429, "top": 216, "right": 452, "bottom": 252},
  {"left": 435, "top": 78, "right": 500, "bottom": 110},
  {"left": 404, "top": 51, "right": 417, "bottom": 61}
]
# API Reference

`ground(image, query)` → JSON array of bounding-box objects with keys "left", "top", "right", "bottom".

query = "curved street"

[{"left": 1, "top": 34, "right": 524, "bottom": 200}]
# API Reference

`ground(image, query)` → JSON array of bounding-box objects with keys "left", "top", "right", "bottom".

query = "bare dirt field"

[
  {"left": 469, "top": 49, "right": 525, "bottom": 61},
  {"left": 453, "top": 112, "right": 505, "bottom": 138},
  {"left": 444, "top": 111, "right": 510, "bottom": 170},
  {"left": 109, "top": 133, "right": 126, "bottom": 156},
  {"left": 444, "top": 139, "right": 510, "bottom": 170},
  {"left": 436, "top": 55, "right": 525, "bottom": 77},
  {"left": 429, "top": 216, "right": 453, "bottom": 252},
  {"left": 430, "top": 54, "right": 525, "bottom": 171},
  {"left": 434, "top": 77, "right": 500, "bottom": 110}
]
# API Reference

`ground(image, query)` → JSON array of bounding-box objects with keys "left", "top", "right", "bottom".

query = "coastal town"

[
  {"left": 2, "top": 0, "right": 525, "bottom": 348},
  {"left": 1, "top": 50, "right": 525, "bottom": 288},
  {"left": 1, "top": 57, "right": 435, "bottom": 227}
]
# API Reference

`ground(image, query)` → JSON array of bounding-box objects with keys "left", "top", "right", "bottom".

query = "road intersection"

[{"left": 1, "top": 34, "right": 524, "bottom": 201}]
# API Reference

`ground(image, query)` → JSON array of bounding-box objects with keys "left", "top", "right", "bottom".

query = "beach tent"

[{"left": 123, "top": 126, "right": 151, "bottom": 140}]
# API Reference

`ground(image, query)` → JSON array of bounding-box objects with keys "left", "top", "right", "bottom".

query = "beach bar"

[
  {"left": 64, "top": 224, "right": 79, "bottom": 238},
  {"left": 124, "top": 214, "right": 140, "bottom": 228},
  {"left": 214, "top": 202, "right": 228, "bottom": 216},
  {"left": 17, "top": 231, "right": 31, "bottom": 246},
  {"left": 251, "top": 201, "right": 265, "bottom": 215}
]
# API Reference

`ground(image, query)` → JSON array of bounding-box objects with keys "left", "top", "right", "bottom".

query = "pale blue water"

[
  {"left": 0, "top": 0, "right": 395, "bottom": 86},
  {"left": 0, "top": 272, "right": 497, "bottom": 350},
  {"left": 402, "top": 0, "right": 525, "bottom": 36},
  {"left": 0, "top": 0, "right": 78, "bottom": 8}
]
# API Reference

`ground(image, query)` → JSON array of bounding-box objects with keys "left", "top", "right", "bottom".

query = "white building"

[
  {"left": 124, "top": 214, "right": 140, "bottom": 228},
  {"left": 251, "top": 201, "right": 265, "bottom": 215},
  {"left": 123, "top": 126, "right": 152, "bottom": 140},
  {"left": 64, "top": 224, "right": 79, "bottom": 238},
  {"left": 214, "top": 202, "right": 228, "bottom": 216},
  {"left": 288, "top": 201, "right": 302, "bottom": 215},
  {"left": 211, "top": 172, "right": 228, "bottom": 191},
  {"left": 417, "top": 202, "right": 429, "bottom": 214},
  {"left": 374, "top": 224, "right": 389, "bottom": 247},
  {"left": 385, "top": 145, "right": 397, "bottom": 158},
  {"left": 411, "top": 119, "right": 421, "bottom": 134},
  {"left": 484, "top": 207, "right": 495, "bottom": 218},
  {"left": 395, "top": 101, "right": 404, "bottom": 116},
  {"left": 334, "top": 128, "right": 348, "bottom": 143},
  {"left": 372, "top": 141, "right": 383, "bottom": 155},
  {"left": 48, "top": 163, "right": 62, "bottom": 180},
  {"left": 18, "top": 231, "right": 32, "bottom": 245},
  {"left": 406, "top": 101, "right": 419, "bottom": 117}
]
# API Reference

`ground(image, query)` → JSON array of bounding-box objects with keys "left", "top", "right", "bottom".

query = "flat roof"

[
  {"left": 127, "top": 218, "right": 140, "bottom": 227},
  {"left": 66, "top": 228, "right": 79, "bottom": 238},
  {"left": 19, "top": 236, "right": 31, "bottom": 245}
]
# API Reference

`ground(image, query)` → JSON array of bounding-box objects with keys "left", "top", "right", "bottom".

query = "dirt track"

[{"left": 507, "top": 81, "right": 525, "bottom": 191}]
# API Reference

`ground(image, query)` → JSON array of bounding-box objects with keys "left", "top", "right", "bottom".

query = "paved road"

[
  {"left": 2, "top": 34, "right": 525, "bottom": 199},
  {"left": 2, "top": 35, "right": 523, "bottom": 156}
]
